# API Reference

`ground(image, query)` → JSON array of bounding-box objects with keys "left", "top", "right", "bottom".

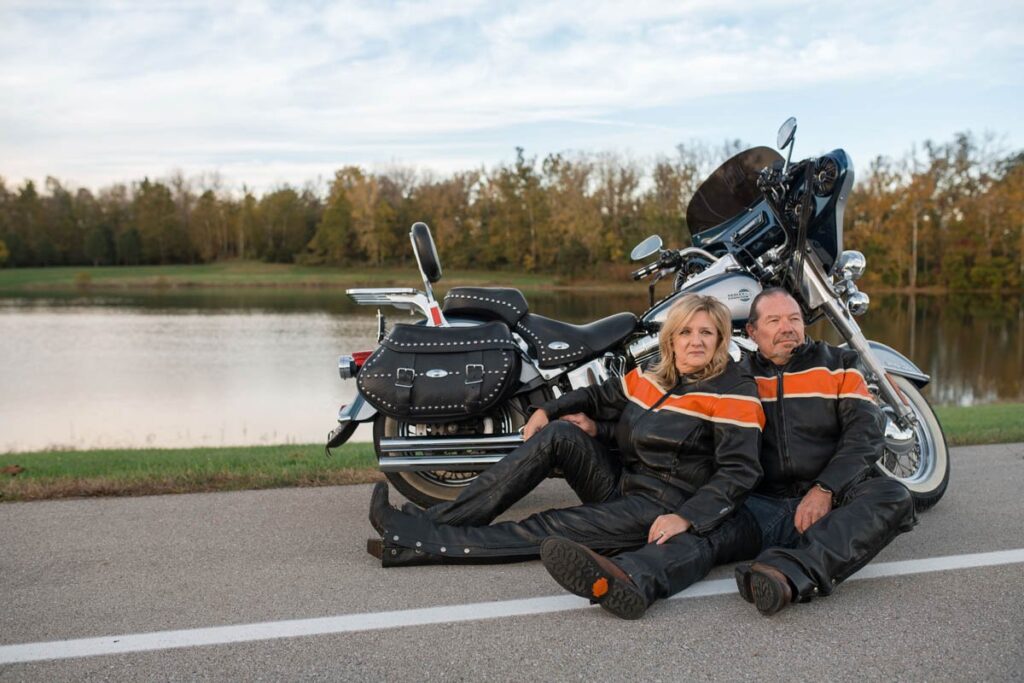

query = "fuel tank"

[{"left": 640, "top": 272, "right": 762, "bottom": 327}]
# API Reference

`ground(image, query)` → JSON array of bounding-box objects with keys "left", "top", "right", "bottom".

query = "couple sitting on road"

[{"left": 368, "top": 289, "right": 916, "bottom": 619}]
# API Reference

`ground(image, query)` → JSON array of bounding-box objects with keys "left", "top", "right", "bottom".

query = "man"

[{"left": 732, "top": 287, "right": 916, "bottom": 615}]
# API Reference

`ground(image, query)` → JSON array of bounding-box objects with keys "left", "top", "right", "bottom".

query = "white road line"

[{"left": 2, "top": 548, "right": 1023, "bottom": 665}]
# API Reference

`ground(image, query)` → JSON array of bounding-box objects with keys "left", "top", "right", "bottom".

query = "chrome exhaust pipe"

[
  {"left": 377, "top": 434, "right": 524, "bottom": 453},
  {"left": 377, "top": 434, "right": 524, "bottom": 471},
  {"left": 378, "top": 454, "right": 506, "bottom": 472}
]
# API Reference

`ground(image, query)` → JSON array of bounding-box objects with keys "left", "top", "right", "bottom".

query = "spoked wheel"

[
  {"left": 373, "top": 399, "right": 530, "bottom": 508},
  {"left": 874, "top": 375, "right": 950, "bottom": 512}
]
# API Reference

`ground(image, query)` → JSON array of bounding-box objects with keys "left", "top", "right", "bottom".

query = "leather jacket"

[
  {"left": 743, "top": 339, "right": 884, "bottom": 499},
  {"left": 538, "top": 360, "right": 764, "bottom": 535}
]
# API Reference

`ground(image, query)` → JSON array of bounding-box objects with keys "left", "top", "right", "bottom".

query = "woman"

[{"left": 368, "top": 294, "right": 764, "bottom": 618}]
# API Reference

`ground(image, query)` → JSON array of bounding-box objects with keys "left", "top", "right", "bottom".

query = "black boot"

[
  {"left": 540, "top": 537, "right": 648, "bottom": 620},
  {"left": 368, "top": 482, "right": 394, "bottom": 535}
]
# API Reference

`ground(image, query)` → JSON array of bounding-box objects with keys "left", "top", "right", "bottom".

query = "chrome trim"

[
  {"left": 567, "top": 358, "right": 610, "bottom": 390},
  {"left": 338, "top": 354, "right": 357, "bottom": 380},
  {"left": 347, "top": 288, "right": 433, "bottom": 319}
]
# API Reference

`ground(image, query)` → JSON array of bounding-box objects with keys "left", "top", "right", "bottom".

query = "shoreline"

[
  {"left": 2, "top": 402, "right": 1022, "bottom": 503},
  {"left": 2, "top": 262, "right": 1022, "bottom": 296}
]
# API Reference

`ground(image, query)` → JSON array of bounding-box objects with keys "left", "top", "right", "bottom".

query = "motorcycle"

[{"left": 327, "top": 117, "right": 949, "bottom": 511}]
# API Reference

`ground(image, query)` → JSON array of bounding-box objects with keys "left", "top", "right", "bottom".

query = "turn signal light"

[{"left": 338, "top": 350, "right": 375, "bottom": 379}]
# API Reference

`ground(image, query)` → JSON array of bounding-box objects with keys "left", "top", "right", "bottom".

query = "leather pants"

[
  {"left": 613, "top": 506, "right": 761, "bottom": 605},
  {"left": 745, "top": 474, "right": 916, "bottom": 600},
  {"left": 377, "top": 422, "right": 668, "bottom": 565},
  {"left": 417, "top": 420, "right": 621, "bottom": 526}
]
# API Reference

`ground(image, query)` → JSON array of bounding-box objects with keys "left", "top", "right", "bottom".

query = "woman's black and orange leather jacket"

[{"left": 538, "top": 360, "right": 764, "bottom": 535}]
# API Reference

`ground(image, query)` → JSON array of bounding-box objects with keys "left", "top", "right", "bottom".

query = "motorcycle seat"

[
  {"left": 442, "top": 287, "right": 529, "bottom": 326},
  {"left": 514, "top": 312, "right": 638, "bottom": 368}
]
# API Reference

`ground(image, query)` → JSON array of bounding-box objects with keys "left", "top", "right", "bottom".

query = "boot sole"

[
  {"left": 734, "top": 564, "right": 754, "bottom": 604},
  {"left": 540, "top": 538, "right": 647, "bottom": 620},
  {"left": 750, "top": 571, "right": 789, "bottom": 616}
]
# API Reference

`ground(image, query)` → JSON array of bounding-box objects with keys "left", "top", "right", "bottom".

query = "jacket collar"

[{"left": 754, "top": 338, "right": 814, "bottom": 370}]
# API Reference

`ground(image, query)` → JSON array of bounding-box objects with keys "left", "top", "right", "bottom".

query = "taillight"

[{"left": 338, "top": 351, "right": 374, "bottom": 379}]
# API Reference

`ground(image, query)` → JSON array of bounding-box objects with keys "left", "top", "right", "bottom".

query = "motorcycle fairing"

[
  {"left": 514, "top": 312, "right": 638, "bottom": 368},
  {"left": 442, "top": 287, "right": 529, "bottom": 326},
  {"left": 686, "top": 146, "right": 784, "bottom": 236},
  {"left": 356, "top": 321, "right": 521, "bottom": 421}
]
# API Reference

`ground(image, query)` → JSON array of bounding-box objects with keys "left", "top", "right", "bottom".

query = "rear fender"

[{"left": 338, "top": 392, "right": 378, "bottom": 423}]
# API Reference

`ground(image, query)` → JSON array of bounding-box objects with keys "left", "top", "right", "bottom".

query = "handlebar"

[{"left": 631, "top": 260, "right": 662, "bottom": 280}]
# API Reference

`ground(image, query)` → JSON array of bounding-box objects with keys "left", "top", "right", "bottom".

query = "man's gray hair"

[{"left": 747, "top": 287, "right": 797, "bottom": 327}]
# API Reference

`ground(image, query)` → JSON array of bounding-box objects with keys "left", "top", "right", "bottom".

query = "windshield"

[{"left": 685, "top": 146, "right": 783, "bottom": 235}]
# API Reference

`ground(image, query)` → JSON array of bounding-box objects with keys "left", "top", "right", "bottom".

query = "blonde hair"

[{"left": 649, "top": 294, "right": 732, "bottom": 387}]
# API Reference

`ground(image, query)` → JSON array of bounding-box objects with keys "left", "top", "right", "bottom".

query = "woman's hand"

[
  {"left": 647, "top": 514, "right": 691, "bottom": 544},
  {"left": 559, "top": 413, "right": 597, "bottom": 437},
  {"left": 523, "top": 409, "right": 550, "bottom": 441}
]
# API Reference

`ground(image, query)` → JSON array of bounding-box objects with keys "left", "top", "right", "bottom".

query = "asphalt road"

[{"left": 2, "top": 443, "right": 1023, "bottom": 681}]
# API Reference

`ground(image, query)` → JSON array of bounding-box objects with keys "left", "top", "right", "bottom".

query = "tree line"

[{"left": 1, "top": 132, "right": 1021, "bottom": 290}]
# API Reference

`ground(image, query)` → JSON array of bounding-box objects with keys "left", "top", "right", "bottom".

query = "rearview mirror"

[
  {"left": 777, "top": 117, "right": 797, "bottom": 151},
  {"left": 630, "top": 235, "right": 663, "bottom": 261}
]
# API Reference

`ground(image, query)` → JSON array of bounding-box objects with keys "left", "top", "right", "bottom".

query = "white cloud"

[{"left": 1, "top": 0, "right": 1021, "bottom": 192}]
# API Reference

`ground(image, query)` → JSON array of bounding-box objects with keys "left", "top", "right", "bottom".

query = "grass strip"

[
  {"left": 2, "top": 403, "right": 1022, "bottom": 502},
  {"left": 933, "top": 403, "right": 1024, "bottom": 447},
  {"left": 0, "top": 443, "right": 381, "bottom": 502}
]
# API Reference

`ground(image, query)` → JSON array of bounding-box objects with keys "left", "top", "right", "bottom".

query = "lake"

[{"left": 1, "top": 288, "right": 1020, "bottom": 452}]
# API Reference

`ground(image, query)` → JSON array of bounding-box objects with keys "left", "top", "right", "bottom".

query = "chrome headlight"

[
  {"left": 836, "top": 250, "right": 866, "bottom": 281},
  {"left": 847, "top": 291, "right": 870, "bottom": 316}
]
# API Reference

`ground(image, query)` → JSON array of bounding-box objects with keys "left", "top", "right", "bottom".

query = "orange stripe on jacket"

[
  {"left": 622, "top": 370, "right": 764, "bottom": 430},
  {"left": 755, "top": 367, "right": 873, "bottom": 402}
]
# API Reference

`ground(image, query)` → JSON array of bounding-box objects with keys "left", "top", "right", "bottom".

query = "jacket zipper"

[
  {"left": 775, "top": 366, "right": 792, "bottom": 486},
  {"left": 629, "top": 386, "right": 680, "bottom": 481}
]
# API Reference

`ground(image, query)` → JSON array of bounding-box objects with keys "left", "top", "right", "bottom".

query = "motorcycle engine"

[{"left": 627, "top": 333, "right": 661, "bottom": 370}]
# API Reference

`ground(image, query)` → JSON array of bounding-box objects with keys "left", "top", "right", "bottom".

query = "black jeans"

[{"left": 744, "top": 475, "right": 916, "bottom": 600}]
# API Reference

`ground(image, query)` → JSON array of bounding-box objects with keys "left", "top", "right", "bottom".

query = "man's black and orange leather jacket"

[{"left": 743, "top": 339, "right": 884, "bottom": 499}]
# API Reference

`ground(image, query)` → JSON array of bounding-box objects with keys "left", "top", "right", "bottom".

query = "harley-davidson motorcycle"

[{"left": 326, "top": 117, "right": 949, "bottom": 512}]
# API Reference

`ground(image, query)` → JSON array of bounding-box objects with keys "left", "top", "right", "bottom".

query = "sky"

[{"left": 2, "top": 0, "right": 1022, "bottom": 195}]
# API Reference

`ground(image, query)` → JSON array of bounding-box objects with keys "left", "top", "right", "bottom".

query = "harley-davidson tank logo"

[
  {"left": 728, "top": 288, "right": 753, "bottom": 302},
  {"left": 425, "top": 369, "right": 449, "bottom": 378},
  {"left": 547, "top": 341, "right": 570, "bottom": 350}
]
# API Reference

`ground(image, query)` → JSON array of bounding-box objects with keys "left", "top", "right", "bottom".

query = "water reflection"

[
  {"left": 0, "top": 290, "right": 1019, "bottom": 452},
  {"left": 810, "top": 293, "right": 1024, "bottom": 406}
]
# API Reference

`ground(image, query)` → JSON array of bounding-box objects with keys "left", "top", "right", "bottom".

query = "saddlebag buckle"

[
  {"left": 465, "top": 364, "right": 484, "bottom": 384},
  {"left": 395, "top": 367, "right": 415, "bottom": 388}
]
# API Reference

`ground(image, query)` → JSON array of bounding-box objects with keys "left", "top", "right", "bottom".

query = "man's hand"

[
  {"left": 559, "top": 413, "right": 597, "bottom": 437},
  {"left": 794, "top": 486, "right": 833, "bottom": 533},
  {"left": 522, "top": 409, "right": 550, "bottom": 441},
  {"left": 648, "top": 514, "right": 691, "bottom": 545}
]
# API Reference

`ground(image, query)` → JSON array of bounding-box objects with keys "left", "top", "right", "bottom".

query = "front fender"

[{"left": 843, "top": 340, "right": 930, "bottom": 387}]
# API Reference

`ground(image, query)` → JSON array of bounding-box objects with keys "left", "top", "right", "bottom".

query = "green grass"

[
  {"left": 0, "top": 261, "right": 563, "bottom": 293},
  {"left": 1, "top": 404, "right": 1021, "bottom": 503},
  {"left": 934, "top": 402, "right": 1024, "bottom": 446},
  {"left": 0, "top": 442, "right": 380, "bottom": 502}
]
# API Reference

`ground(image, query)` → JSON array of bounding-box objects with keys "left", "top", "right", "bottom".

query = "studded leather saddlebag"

[{"left": 356, "top": 321, "right": 521, "bottom": 421}]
